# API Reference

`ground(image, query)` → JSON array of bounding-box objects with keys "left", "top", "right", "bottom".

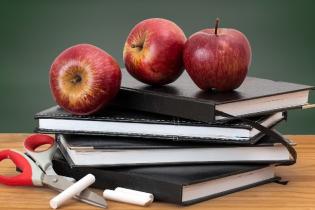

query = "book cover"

[
  {"left": 56, "top": 133, "right": 295, "bottom": 167},
  {"left": 112, "top": 69, "right": 313, "bottom": 123},
  {"left": 35, "top": 106, "right": 285, "bottom": 143},
  {"left": 52, "top": 151, "right": 279, "bottom": 205}
]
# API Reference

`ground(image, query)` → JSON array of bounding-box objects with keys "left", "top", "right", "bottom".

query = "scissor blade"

[
  {"left": 43, "top": 175, "right": 107, "bottom": 208},
  {"left": 75, "top": 190, "right": 107, "bottom": 208},
  {"left": 45, "top": 165, "right": 76, "bottom": 182}
]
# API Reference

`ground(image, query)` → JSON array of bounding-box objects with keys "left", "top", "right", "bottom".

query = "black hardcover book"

[
  {"left": 56, "top": 133, "right": 295, "bottom": 167},
  {"left": 35, "top": 105, "right": 285, "bottom": 143},
  {"left": 112, "top": 69, "right": 313, "bottom": 123},
  {"left": 52, "top": 152, "right": 280, "bottom": 205}
]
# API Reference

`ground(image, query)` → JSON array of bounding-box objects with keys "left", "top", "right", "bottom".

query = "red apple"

[
  {"left": 183, "top": 18, "right": 252, "bottom": 91},
  {"left": 49, "top": 44, "right": 121, "bottom": 115},
  {"left": 123, "top": 18, "right": 187, "bottom": 85}
]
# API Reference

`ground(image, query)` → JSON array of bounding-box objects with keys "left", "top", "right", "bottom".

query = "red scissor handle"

[
  {"left": 0, "top": 149, "right": 34, "bottom": 186},
  {"left": 24, "top": 134, "right": 54, "bottom": 152},
  {"left": 23, "top": 134, "right": 56, "bottom": 172}
]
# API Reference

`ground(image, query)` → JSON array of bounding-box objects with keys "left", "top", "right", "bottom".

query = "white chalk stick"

[
  {"left": 50, "top": 174, "right": 95, "bottom": 209},
  {"left": 103, "top": 189, "right": 152, "bottom": 206},
  {"left": 115, "top": 187, "right": 154, "bottom": 201}
]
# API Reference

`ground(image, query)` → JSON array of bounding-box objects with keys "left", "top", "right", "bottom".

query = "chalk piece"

[
  {"left": 103, "top": 189, "right": 152, "bottom": 206},
  {"left": 115, "top": 187, "right": 154, "bottom": 201},
  {"left": 50, "top": 174, "right": 95, "bottom": 209}
]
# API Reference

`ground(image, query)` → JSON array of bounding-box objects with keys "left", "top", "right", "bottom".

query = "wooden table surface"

[{"left": 0, "top": 134, "right": 315, "bottom": 210}]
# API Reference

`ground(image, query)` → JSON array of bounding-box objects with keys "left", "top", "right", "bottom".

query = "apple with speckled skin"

[
  {"left": 123, "top": 18, "right": 187, "bottom": 85},
  {"left": 49, "top": 44, "right": 121, "bottom": 115},
  {"left": 183, "top": 18, "right": 252, "bottom": 91}
]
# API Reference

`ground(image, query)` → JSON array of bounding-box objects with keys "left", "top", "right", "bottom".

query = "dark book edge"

[
  {"left": 34, "top": 105, "right": 215, "bottom": 127},
  {"left": 113, "top": 88, "right": 217, "bottom": 123},
  {"left": 52, "top": 157, "right": 183, "bottom": 204},
  {"left": 60, "top": 138, "right": 293, "bottom": 167},
  {"left": 35, "top": 128, "right": 256, "bottom": 144},
  {"left": 35, "top": 105, "right": 270, "bottom": 129},
  {"left": 52, "top": 155, "right": 277, "bottom": 205},
  {"left": 181, "top": 176, "right": 280, "bottom": 205},
  {"left": 58, "top": 131, "right": 287, "bottom": 150},
  {"left": 55, "top": 135, "right": 76, "bottom": 167},
  {"left": 120, "top": 76, "right": 314, "bottom": 105},
  {"left": 53, "top": 152, "right": 276, "bottom": 183},
  {"left": 55, "top": 132, "right": 294, "bottom": 168},
  {"left": 114, "top": 88, "right": 310, "bottom": 123},
  {"left": 34, "top": 111, "right": 284, "bottom": 145}
]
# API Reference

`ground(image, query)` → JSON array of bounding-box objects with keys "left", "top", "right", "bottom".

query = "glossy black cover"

[
  {"left": 56, "top": 133, "right": 295, "bottom": 167},
  {"left": 58, "top": 132, "right": 288, "bottom": 149},
  {"left": 112, "top": 69, "right": 312, "bottom": 123},
  {"left": 35, "top": 106, "right": 283, "bottom": 143},
  {"left": 52, "top": 151, "right": 278, "bottom": 205},
  {"left": 35, "top": 105, "right": 269, "bottom": 127}
]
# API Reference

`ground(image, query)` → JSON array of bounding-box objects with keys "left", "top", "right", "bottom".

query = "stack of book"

[{"left": 35, "top": 70, "right": 313, "bottom": 205}]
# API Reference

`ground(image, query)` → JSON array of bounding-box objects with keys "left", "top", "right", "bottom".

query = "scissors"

[{"left": 0, "top": 134, "right": 106, "bottom": 208}]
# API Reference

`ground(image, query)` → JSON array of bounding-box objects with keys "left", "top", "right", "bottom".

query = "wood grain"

[{"left": 0, "top": 134, "right": 315, "bottom": 210}]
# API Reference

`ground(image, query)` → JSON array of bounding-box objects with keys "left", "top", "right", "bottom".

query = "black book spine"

[
  {"left": 52, "top": 159, "right": 183, "bottom": 205},
  {"left": 113, "top": 89, "right": 215, "bottom": 123}
]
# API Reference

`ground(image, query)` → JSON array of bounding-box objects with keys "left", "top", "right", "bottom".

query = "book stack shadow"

[{"left": 35, "top": 70, "right": 313, "bottom": 205}]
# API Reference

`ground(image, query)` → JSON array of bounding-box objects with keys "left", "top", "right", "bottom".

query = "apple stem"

[{"left": 214, "top": 18, "right": 220, "bottom": 36}]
